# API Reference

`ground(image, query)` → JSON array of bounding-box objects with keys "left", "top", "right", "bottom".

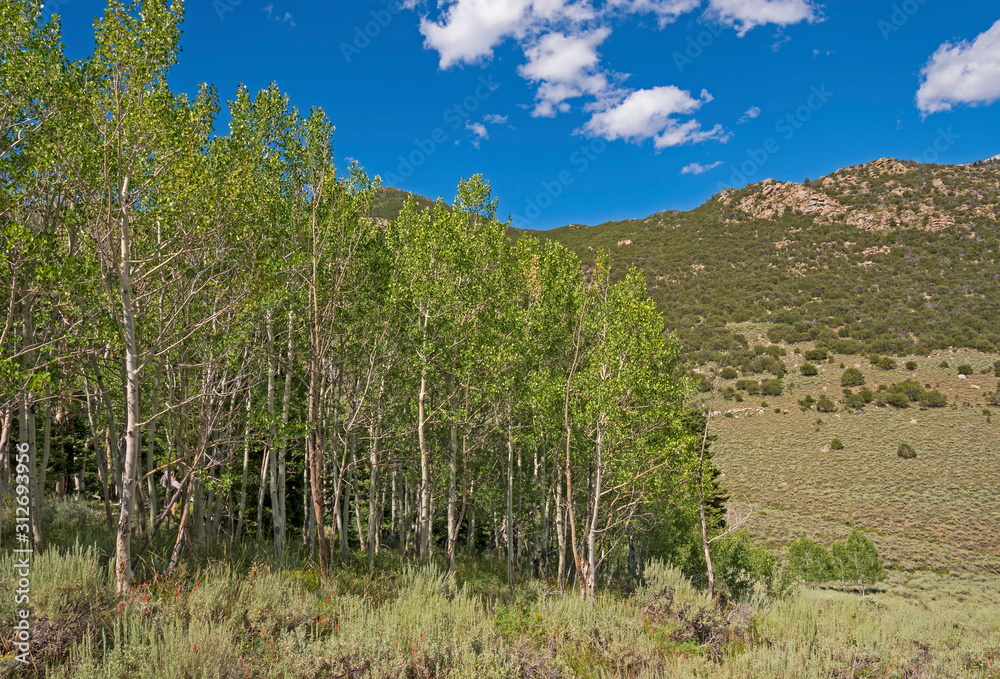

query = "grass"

[
  {"left": 1, "top": 536, "right": 998, "bottom": 678},
  {"left": 707, "top": 346, "right": 999, "bottom": 577}
]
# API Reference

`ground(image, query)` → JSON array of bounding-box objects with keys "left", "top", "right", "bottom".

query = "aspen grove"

[{"left": 0, "top": 0, "right": 726, "bottom": 597}]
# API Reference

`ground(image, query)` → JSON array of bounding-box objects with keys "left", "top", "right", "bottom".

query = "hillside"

[
  {"left": 530, "top": 158, "right": 1000, "bottom": 360},
  {"left": 370, "top": 186, "right": 443, "bottom": 220}
]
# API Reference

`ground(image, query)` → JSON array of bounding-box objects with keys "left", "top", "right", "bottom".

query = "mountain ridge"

[{"left": 529, "top": 156, "right": 1000, "bottom": 357}]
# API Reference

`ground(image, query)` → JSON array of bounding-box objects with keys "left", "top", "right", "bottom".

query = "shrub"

[
  {"left": 858, "top": 387, "right": 875, "bottom": 403},
  {"left": 830, "top": 438, "right": 844, "bottom": 450},
  {"left": 897, "top": 442, "right": 917, "bottom": 459},
  {"left": 918, "top": 390, "right": 948, "bottom": 408},
  {"left": 841, "top": 368, "right": 865, "bottom": 387},
  {"left": 905, "top": 361, "right": 917, "bottom": 371},
  {"left": 798, "top": 395, "right": 816, "bottom": 410},
  {"left": 760, "top": 378, "right": 783, "bottom": 396},
  {"left": 871, "top": 355, "right": 897, "bottom": 370},
  {"left": 800, "top": 363, "right": 818, "bottom": 376},
  {"left": 735, "top": 379, "right": 761, "bottom": 395},
  {"left": 845, "top": 393, "right": 866, "bottom": 410},
  {"left": 957, "top": 364, "right": 974, "bottom": 376},
  {"left": 939, "top": 361, "right": 950, "bottom": 369},
  {"left": 711, "top": 531, "right": 780, "bottom": 601},
  {"left": 720, "top": 367, "right": 738, "bottom": 379},
  {"left": 886, "top": 392, "right": 910, "bottom": 408},
  {"left": 816, "top": 395, "right": 837, "bottom": 413},
  {"left": 804, "top": 349, "right": 828, "bottom": 362}
]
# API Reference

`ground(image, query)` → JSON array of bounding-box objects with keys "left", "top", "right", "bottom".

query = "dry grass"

[{"left": 709, "top": 347, "right": 999, "bottom": 575}]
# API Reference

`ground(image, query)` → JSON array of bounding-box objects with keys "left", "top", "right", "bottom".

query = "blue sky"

[{"left": 54, "top": 0, "right": 1000, "bottom": 230}]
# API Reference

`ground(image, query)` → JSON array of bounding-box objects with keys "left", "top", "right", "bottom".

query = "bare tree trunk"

[
  {"left": 256, "top": 447, "right": 269, "bottom": 543},
  {"left": 39, "top": 387, "right": 51, "bottom": 497},
  {"left": 698, "top": 418, "right": 716, "bottom": 600},
  {"left": 266, "top": 313, "right": 280, "bottom": 553},
  {"left": 115, "top": 175, "right": 142, "bottom": 593},
  {"left": 340, "top": 440, "right": 351, "bottom": 564},
  {"left": 146, "top": 361, "right": 161, "bottom": 534},
  {"left": 417, "top": 365, "right": 430, "bottom": 566},
  {"left": 82, "top": 377, "right": 113, "bottom": 529},
  {"left": 0, "top": 408, "right": 12, "bottom": 490},
  {"left": 555, "top": 470, "right": 566, "bottom": 592},
  {"left": 352, "top": 436, "right": 364, "bottom": 550},
  {"left": 506, "top": 402, "right": 515, "bottom": 594},
  {"left": 307, "top": 351, "right": 329, "bottom": 578},
  {"left": 584, "top": 423, "right": 603, "bottom": 601},
  {"left": 446, "top": 416, "right": 459, "bottom": 573},
  {"left": 92, "top": 360, "right": 121, "bottom": 501},
  {"left": 235, "top": 393, "right": 251, "bottom": 542},
  {"left": 366, "top": 412, "right": 382, "bottom": 572}
]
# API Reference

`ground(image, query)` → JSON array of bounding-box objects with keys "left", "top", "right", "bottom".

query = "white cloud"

[
  {"left": 607, "top": 0, "right": 701, "bottom": 27},
  {"left": 681, "top": 160, "right": 725, "bottom": 174},
  {"left": 705, "top": 0, "right": 820, "bottom": 37},
  {"left": 582, "top": 86, "right": 729, "bottom": 149},
  {"left": 483, "top": 114, "right": 509, "bottom": 124},
  {"left": 518, "top": 28, "right": 612, "bottom": 117},
  {"left": 738, "top": 105, "right": 761, "bottom": 123},
  {"left": 409, "top": 0, "right": 818, "bottom": 152},
  {"left": 419, "top": 0, "right": 548, "bottom": 68},
  {"left": 916, "top": 19, "right": 1000, "bottom": 115},
  {"left": 466, "top": 120, "right": 489, "bottom": 148},
  {"left": 466, "top": 121, "right": 489, "bottom": 139}
]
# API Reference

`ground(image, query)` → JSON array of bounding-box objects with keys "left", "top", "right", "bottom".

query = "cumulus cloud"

[
  {"left": 483, "top": 114, "right": 509, "bottom": 124},
  {"left": 418, "top": 0, "right": 575, "bottom": 68},
  {"left": 409, "top": 0, "right": 818, "bottom": 151},
  {"left": 916, "top": 19, "right": 1000, "bottom": 115},
  {"left": 681, "top": 160, "right": 725, "bottom": 174},
  {"left": 518, "top": 28, "right": 612, "bottom": 117},
  {"left": 705, "top": 0, "right": 820, "bottom": 37},
  {"left": 466, "top": 121, "right": 489, "bottom": 139},
  {"left": 738, "top": 105, "right": 761, "bottom": 123},
  {"left": 582, "top": 86, "right": 729, "bottom": 149}
]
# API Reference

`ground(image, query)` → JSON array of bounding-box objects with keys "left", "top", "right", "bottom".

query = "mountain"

[
  {"left": 530, "top": 158, "right": 1000, "bottom": 358},
  {"left": 967, "top": 154, "right": 1000, "bottom": 169},
  {"left": 370, "top": 186, "right": 442, "bottom": 221}
]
